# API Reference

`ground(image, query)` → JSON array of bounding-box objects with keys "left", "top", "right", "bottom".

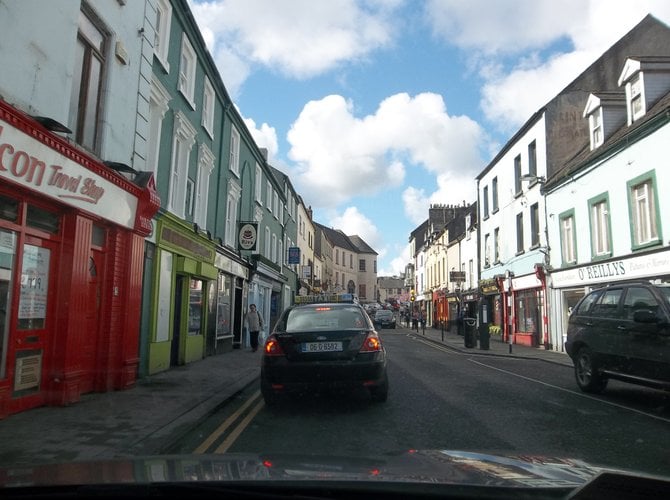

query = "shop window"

[
  {"left": 0, "top": 195, "right": 19, "bottom": 223},
  {"left": 26, "top": 205, "right": 59, "bottom": 234},
  {"left": 216, "top": 274, "right": 232, "bottom": 339},
  {"left": 18, "top": 244, "right": 51, "bottom": 330},
  {"left": 91, "top": 224, "right": 106, "bottom": 247},
  {"left": 188, "top": 279, "right": 203, "bottom": 335},
  {"left": 515, "top": 290, "right": 538, "bottom": 334},
  {"left": 68, "top": 7, "right": 107, "bottom": 153},
  {"left": 0, "top": 230, "right": 17, "bottom": 378}
]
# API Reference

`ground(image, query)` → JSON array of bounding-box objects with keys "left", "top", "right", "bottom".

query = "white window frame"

[
  {"left": 265, "top": 227, "right": 271, "bottom": 258},
  {"left": 629, "top": 74, "right": 645, "bottom": 122},
  {"left": 590, "top": 199, "right": 611, "bottom": 257},
  {"left": 185, "top": 178, "right": 195, "bottom": 217},
  {"left": 168, "top": 111, "right": 197, "bottom": 217},
  {"left": 224, "top": 179, "right": 241, "bottom": 248},
  {"left": 278, "top": 239, "right": 283, "bottom": 268},
  {"left": 560, "top": 213, "right": 576, "bottom": 264},
  {"left": 194, "top": 143, "right": 215, "bottom": 227},
  {"left": 148, "top": 77, "right": 171, "bottom": 181},
  {"left": 255, "top": 163, "right": 262, "bottom": 204},
  {"left": 631, "top": 180, "right": 658, "bottom": 246},
  {"left": 589, "top": 108, "right": 604, "bottom": 149},
  {"left": 202, "top": 77, "right": 215, "bottom": 137},
  {"left": 266, "top": 181, "right": 272, "bottom": 210},
  {"left": 272, "top": 233, "right": 277, "bottom": 263},
  {"left": 178, "top": 35, "right": 197, "bottom": 109},
  {"left": 273, "top": 191, "right": 279, "bottom": 219},
  {"left": 229, "top": 126, "right": 240, "bottom": 176},
  {"left": 154, "top": 0, "right": 172, "bottom": 72}
]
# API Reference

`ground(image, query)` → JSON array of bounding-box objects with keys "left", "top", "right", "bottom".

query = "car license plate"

[{"left": 302, "top": 341, "right": 343, "bottom": 353}]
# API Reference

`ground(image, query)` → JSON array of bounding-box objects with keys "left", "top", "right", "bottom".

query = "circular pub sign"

[{"left": 238, "top": 222, "right": 258, "bottom": 251}]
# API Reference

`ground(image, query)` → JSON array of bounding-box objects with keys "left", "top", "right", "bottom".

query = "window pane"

[
  {"left": 82, "top": 55, "right": 102, "bottom": 150},
  {"left": 26, "top": 205, "right": 60, "bottom": 234},
  {"left": 0, "top": 195, "right": 19, "bottom": 223}
]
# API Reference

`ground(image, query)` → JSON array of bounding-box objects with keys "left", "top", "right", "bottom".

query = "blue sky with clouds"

[{"left": 189, "top": 0, "right": 670, "bottom": 276}]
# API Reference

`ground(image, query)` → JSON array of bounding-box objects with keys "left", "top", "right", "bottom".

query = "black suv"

[{"left": 565, "top": 281, "right": 670, "bottom": 393}]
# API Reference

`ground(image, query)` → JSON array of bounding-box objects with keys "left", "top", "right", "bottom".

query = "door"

[
  {"left": 171, "top": 275, "right": 185, "bottom": 367},
  {"left": 10, "top": 236, "right": 58, "bottom": 411},
  {"left": 620, "top": 286, "right": 670, "bottom": 382},
  {"left": 79, "top": 249, "right": 104, "bottom": 393},
  {"left": 587, "top": 287, "right": 625, "bottom": 370}
]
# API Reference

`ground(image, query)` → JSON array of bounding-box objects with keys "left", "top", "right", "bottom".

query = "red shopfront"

[{"left": 0, "top": 100, "right": 159, "bottom": 417}]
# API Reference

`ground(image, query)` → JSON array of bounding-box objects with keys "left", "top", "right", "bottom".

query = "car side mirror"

[{"left": 633, "top": 309, "right": 657, "bottom": 324}]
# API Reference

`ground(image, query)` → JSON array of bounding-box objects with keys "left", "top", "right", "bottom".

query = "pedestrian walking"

[
  {"left": 244, "top": 304, "right": 264, "bottom": 352},
  {"left": 412, "top": 308, "right": 419, "bottom": 331}
]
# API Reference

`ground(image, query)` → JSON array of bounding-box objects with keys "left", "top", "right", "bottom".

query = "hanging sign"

[{"left": 238, "top": 222, "right": 258, "bottom": 251}]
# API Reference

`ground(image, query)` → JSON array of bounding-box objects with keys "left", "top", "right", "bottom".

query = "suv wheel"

[{"left": 574, "top": 347, "right": 608, "bottom": 393}]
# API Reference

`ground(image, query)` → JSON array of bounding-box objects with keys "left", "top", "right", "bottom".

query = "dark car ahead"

[
  {"left": 261, "top": 294, "right": 388, "bottom": 405},
  {"left": 565, "top": 281, "right": 670, "bottom": 393},
  {"left": 373, "top": 309, "right": 396, "bottom": 329}
]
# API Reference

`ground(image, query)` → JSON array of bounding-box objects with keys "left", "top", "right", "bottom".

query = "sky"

[{"left": 188, "top": 0, "right": 670, "bottom": 276}]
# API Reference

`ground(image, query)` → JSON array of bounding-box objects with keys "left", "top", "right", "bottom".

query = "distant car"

[
  {"left": 565, "top": 281, "right": 670, "bottom": 393},
  {"left": 261, "top": 295, "right": 388, "bottom": 405},
  {"left": 373, "top": 309, "right": 396, "bottom": 329}
]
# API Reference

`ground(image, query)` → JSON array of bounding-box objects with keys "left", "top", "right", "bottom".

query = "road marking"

[
  {"left": 409, "top": 335, "right": 462, "bottom": 355},
  {"left": 214, "top": 398, "right": 265, "bottom": 454},
  {"left": 468, "top": 358, "right": 670, "bottom": 424},
  {"left": 193, "top": 389, "right": 262, "bottom": 454}
]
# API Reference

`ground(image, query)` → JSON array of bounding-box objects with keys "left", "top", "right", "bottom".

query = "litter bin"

[{"left": 464, "top": 317, "right": 477, "bottom": 348}]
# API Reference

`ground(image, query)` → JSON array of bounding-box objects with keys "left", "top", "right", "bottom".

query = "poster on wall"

[{"left": 19, "top": 245, "right": 50, "bottom": 320}]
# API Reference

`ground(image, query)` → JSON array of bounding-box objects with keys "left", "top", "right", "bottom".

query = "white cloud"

[
  {"left": 379, "top": 243, "right": 410, "bottom": 276},
  {"left": 189, "top": 0, "right": 399, "bottom": 95},
  {"left": 287, "top": 92, "right": 484, "bottom": 207},
  {"left": 328, "top": 207, "right": 382, "bottom": 250},
  {"left": 242, "top": 115, "right": 279, "bottom": 160},
  {"left": 424, "top": 0, "right": 670, "bottom": 131}
]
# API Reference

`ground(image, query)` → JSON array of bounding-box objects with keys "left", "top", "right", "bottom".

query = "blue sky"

[{"left": 189, "top": 0, "right": 670, "bottom": 276}]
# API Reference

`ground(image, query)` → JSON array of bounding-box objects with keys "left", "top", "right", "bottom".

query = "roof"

[
  {"left": 313, "top": 222, "right": 359, "bottom": 252},
  {"left": 348, "top": 235, "right": 377, "bottom": 255},
  {"left": 546, "top": 88, "right": 670, "bottom": 191}
]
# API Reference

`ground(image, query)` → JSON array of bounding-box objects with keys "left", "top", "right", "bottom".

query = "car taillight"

[
  {"left": 360, "top": 332, "right": 382, "bottom": 352},
  {"left": 264, "top": 334, "right": 285, "bottom": 356}
]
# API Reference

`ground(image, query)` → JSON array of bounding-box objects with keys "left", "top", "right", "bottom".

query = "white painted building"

[{"left": 546, "top": 57, "right": 670, "bottom": 350}]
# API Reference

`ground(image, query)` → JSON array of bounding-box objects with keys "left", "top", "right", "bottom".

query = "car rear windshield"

[{"left": 283, "top": 306, "right": 367, "bottom": 332}]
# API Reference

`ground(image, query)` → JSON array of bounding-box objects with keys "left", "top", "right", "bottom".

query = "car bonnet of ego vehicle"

[
  {"left": 260, "top": 294, "right": 388, "bottom": 405},
  {"left": 565, "top": 280, "right": 670, "bottom": 393}
]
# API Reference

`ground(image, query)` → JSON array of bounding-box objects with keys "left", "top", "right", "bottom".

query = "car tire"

[
  {"left": 370, "top": 373, "right": 389, "bottom": 403},
  {"left": 574, "top": 347, "right": 608, "bottom": 393}
]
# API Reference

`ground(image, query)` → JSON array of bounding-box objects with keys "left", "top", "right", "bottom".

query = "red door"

[
  {"left": 79, "top": 249, "right": 104, "bottom": 393},
  {"left": 8, "top": 236, "right": 58, "bottom": 413}
]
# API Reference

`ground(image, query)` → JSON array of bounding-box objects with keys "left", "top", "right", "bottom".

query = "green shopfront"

[{"left": 147, "top": 214, "right": 218, "bottom": 374}]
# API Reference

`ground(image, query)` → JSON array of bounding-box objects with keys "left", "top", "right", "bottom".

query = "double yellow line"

[{"left": 193, "top": 389, "right": 265, "bottom": 454}]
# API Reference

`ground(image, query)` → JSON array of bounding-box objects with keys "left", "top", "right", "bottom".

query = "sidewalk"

[
  {"left": 396, "top": 321, "right": 573, "bottom": 367},
  {"left": 0, "top": 348, "right": 261, "bottom": 466}
]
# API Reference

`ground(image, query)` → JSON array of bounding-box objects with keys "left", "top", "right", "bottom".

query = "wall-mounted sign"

[
  {"left": 288, "top": 246, "right": 300, "bottom": 264},
  {"left": 450, "top": 271, "right": 466, "bottom": 282},
  {"left": 238, "top": 222, "right": 258, "bottom": 251}
]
